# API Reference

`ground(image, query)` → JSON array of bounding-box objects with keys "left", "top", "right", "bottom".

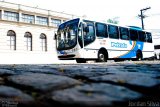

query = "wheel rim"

[
  {"left": 99, "top": 53, "right": 105, "bottom": 62},
  {"left": 137, "top": 52, "right": 142, "bottom": 60}
]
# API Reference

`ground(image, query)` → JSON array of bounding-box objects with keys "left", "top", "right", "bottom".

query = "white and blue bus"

[{"left": 56, "top": 18, "right": 154, "bottom": 63}]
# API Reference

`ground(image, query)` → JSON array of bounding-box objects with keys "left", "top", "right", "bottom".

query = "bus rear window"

[
  {"left": 138, "top": 31, "right": 146, "bottom": 42},
  {"left": 146, "top": 32, "right": 152, "bottom": 43},
  {"left": 130, "top": 29, "right": 138, "bottom": 41}
]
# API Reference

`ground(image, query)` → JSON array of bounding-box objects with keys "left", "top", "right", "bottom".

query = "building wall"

[
  {"left": 0, "top": 1, "right": 75, "bottom": 64},
  {"left": 0, "top": 21, "right": 56, "bottom": 64}
]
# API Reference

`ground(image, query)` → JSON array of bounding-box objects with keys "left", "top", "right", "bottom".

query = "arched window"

[
  {"left": 24, "top": 32, "right": 32, "bottom": 51},
  {"left": 7, "top": 30, "right": 16, "bottom": 50},
  {"left": 40, "top": 33, "right": 47, "bottom": 51}
]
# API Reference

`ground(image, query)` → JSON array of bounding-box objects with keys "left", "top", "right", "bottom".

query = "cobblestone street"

[{"left": 0, "top": 60, "right": 160, "bottom": 107}]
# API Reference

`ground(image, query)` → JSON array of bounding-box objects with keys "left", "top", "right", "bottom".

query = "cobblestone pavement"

[{"left": 0, "top": 60, "right": 160, "bottom": 107}]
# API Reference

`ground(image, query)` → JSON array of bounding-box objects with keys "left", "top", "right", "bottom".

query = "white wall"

[{"left": 0, "top": 21, "right": 75, "bottom": 64}]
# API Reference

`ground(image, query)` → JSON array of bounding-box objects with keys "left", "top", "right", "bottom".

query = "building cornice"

[
  {"left": 0, "top": 1, "right": 75, "bottom": 20},
  {"left": 0, "top": 19, "right": 57, "bottom": 29}
]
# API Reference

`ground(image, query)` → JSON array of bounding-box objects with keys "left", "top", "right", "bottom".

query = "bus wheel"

[
  {"left": 98, "top": 51, "right": 107, "bottom": 62},
  {"left": 76, "top": 59, "right": 86, "bottom": 63},
  {"left": 136, "top": 51, "right": 143, "bottom": 61}
]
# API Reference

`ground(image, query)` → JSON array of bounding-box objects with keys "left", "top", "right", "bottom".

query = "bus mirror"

[
  {"left": 84, "top": 27, "right": 89, "bottom": 33},
  {"left": 54, "top": 33, "right": 57, "bottom": 40},
  {"left": 82, "top": 22, "right": 89, "bottom": 32}
]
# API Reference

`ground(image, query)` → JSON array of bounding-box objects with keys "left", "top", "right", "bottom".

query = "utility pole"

[{"left": 138, "top": 7, "right": 151, "bottom": 30}]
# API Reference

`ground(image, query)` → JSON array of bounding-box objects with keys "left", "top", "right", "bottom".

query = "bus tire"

[
  {"left": 136, "top": 50, "right": 143, "bottom": 61},
  {"left": 156, "top": 54, "right": 160, "bottom": 60},
  {"left": 97, "top": 50, "right": 108, "bottom": 62},
  {"left": 76, "top": 59, "right": 86, "bottom": 63}
]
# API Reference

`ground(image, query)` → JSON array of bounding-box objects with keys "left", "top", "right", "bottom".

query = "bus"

[
  {"left": 56, "top": 18, "right": 154, "bottom": 63},
  {"left": 154, "top": 45, "right": 160, "bottom": 59}
]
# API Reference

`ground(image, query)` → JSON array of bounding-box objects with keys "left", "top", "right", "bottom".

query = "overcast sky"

[{"left": 4, "top": 0, "right": 160, "bottom": 30}]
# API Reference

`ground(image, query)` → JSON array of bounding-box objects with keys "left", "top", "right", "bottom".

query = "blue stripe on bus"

[{"left": 118, "top": 41, "right": 144, "bottom": 58}]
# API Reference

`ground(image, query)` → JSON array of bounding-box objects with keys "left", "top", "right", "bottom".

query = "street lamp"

[{"left": 139, "top": 7, "right": 151, "bottom": 30}]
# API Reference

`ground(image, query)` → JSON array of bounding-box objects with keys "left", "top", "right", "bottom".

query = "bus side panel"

[
  {"left": 106, "top": 39, "right": 138, "bottom": 59},
  {"left": 80, "top": 40, "right": 100, "bottom": 59},
  {"left": 79, "top": 38, "right": 154, "bottom": 59},
  {"left": 106, "top": 39, "right": 154, "bottom": 59}
]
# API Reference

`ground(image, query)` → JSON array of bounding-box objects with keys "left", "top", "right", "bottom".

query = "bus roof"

[
  {"left": 63, "top": 18, "right": 150, "bottom": 32},
  {"left": 128, "top": 26, "right": 143, "bottom": 31}
]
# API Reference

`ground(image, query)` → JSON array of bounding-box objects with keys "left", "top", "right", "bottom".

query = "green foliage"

[{"left": 107, "top": 17, "right": 119, "bottom": 24}]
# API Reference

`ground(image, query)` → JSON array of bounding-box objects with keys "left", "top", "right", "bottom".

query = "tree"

[{"left": 107, "top": 17, "right": 119, "bottom": 24}]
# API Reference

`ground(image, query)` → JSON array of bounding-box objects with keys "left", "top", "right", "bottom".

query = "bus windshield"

[{"left": 57, "top": 18, "right": 79, "bottom": 50}]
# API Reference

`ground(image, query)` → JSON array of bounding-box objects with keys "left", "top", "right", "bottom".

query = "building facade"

[{"left": 0, "top": 1, "right": 75, "bottom": 64}]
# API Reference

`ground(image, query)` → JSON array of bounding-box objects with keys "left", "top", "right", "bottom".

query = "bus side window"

[
  {"left": 138, "top": 31, "right": 145, "bottom": 42},
  {"left": 120, "top": 27, "right": 129, "bottom": 40},
  {"left": 78, "top": 23, "right": 83, "bottom": 48},
  {"left": 146, "top": 32, "right": 152, "bottom": 43},
  {"left": 96, "top": 22, "right": 108, "bottom": 38},
  {"left": 108, "top": 25, "right": 119, "bottom": 39},
  {"left": 130, "top": 29, "right": 138, "bottom": 41},
  {"left": 83, "top": 21, "right": 95, "bottom": 46}
]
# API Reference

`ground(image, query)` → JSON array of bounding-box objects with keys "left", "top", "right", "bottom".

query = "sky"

[{"left": 3, "top": 0, "right": 160, "bottom": 30}]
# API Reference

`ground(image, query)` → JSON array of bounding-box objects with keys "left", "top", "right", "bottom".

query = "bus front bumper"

[{"left": 58, "top": 54, "right": 76, "bottom": 59}]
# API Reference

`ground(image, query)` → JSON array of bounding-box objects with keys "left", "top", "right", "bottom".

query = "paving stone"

[
  {"left": 8, "top": 73, "right": 82, "bottom": 92},
  {"left": 89, "top": 72, "right": 160, "bottom": 88},
  {"left": 57, "top": 64, "right": 125, "bottom": 77},
  {"left": 0, "top": 69, "right": 16, "bottom": 75},
  {"left": 61, "top": 68, "right": 111, "bottom": 78},
  {"left": 51, "top": 83, "right": 141, "bottom": 107},
  {"left": 0, "top": 85, "right": 34, "bottom": 105},
  {"left": 0, "top": 65, "right": 64, "bottom": 76},
  {"left": 10, "top": 65, "right": 64, "bottom": 75},
  {"left": 61, "top": 64, "right": 160, "bottom": 79},
  {"left": 123, "top": 64, "right": 160, "bottom": 74},
  {"left": 27, "top": 67, "right": 63, "bottom": 75},
  {"left": 0, "top": 77, "right": 4, "bottom": 84}
]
